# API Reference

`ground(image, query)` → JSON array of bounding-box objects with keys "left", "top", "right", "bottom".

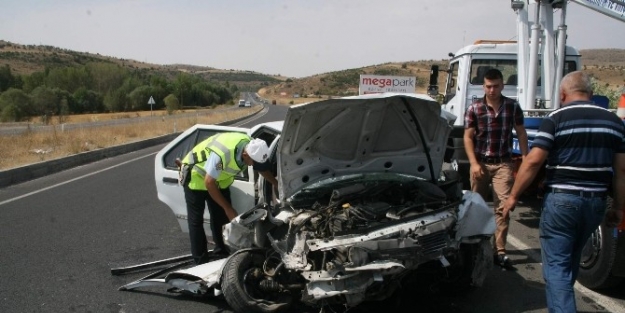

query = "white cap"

[{"left": 245, "top": 139, "right": 269, "bottom": 163}]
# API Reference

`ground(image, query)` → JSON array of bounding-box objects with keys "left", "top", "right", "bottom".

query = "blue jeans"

[{"left": 539, "top": 192, "right": 606, "bottom": 313}]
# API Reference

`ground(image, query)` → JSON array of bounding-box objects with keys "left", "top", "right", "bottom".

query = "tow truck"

[{"left": 428, "top": 0, "right": 625, "bottom": 289}]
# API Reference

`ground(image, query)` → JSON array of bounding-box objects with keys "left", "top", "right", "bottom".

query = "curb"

[{"left": 0, "top": 106, "right": 264, "bottom": 188}]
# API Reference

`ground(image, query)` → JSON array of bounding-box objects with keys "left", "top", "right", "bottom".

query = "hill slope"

[
  {"left": 1, "top": 40, "right": 622, "bottom": 102},
  {"left": 0, "top": 40, "right": 283, "bottom": 89},
  {"left": 259, "top": 49, "right": 625, "bottom": 105}
]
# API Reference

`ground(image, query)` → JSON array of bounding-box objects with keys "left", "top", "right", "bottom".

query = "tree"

[
  {"left": 50, "top": 88, "right": 76, "bottom": 115},
  {"left": 57, "top": 97, "right": 70, "bottom": 124},
  {"left": 46, "top": 66, "right": 93, "bottom": 93},
  {"left": 22, "top": 71, "right": 47, "bottom": 93},
  {"left": 0, "top": 65, "right": 17, "bottom": 92},
  {"left": 591, "top": 77, "right": 621, "bottom": 109},
  {"left": 87, "top": 62, "right": 127, "bottom": 94},
  {"left": 73, "top": 87, "right": 104, "bottom": 113},
  {"left": 30, "top": 86, "right": 59, "bottom": 123},
  {"left": 104, "top": 88, "right": 128, "bottom": 112},
  {"left": 0, "top": 88, "right": 33, "bottom": 121},
  {"left": 163, "top": 93, "right": 180, "bottom": 114},
  {"left": 128, "top": 85, "right": 155, "bottom": 111},
  {"left": 173, "top": 73, "right": 195, "bottom": 108}
]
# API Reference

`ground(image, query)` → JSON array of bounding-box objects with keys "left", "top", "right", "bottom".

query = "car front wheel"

[{"left": 221, "top": 250, "right": 293, "bottom": 313}]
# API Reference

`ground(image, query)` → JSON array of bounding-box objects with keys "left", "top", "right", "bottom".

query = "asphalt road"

[{"left": 1, "top": 102, "right": 624, "bottom": 313}]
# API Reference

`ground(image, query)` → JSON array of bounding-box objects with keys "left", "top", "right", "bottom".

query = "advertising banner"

[{"left": 359, "top": 75, "right": 417, "bottom": 95}]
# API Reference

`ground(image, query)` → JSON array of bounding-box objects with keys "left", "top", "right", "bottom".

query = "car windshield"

[{"left": 469, "top": 59, "right": 578, "bottom": 86}]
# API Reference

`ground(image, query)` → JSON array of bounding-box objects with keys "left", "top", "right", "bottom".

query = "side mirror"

[
  {"left": 450, "top": 78, "right": 456, "bottom": 88},
  {"left": 428, "top": 65, "right": 439, "bottom": 97},
  {"left": 429, "top": 65, "right": 439, "bottom": 86}
]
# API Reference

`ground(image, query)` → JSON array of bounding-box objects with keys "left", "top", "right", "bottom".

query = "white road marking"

[
  {"left": 507, "top": 234, "right": 624, "bottom": 312},
  {"left": 0, "top": 152, "right": 156, "bottom": 207}
]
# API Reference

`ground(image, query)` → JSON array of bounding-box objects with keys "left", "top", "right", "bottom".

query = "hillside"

[
  {"left": 0, "top": 40, "right": 283, "bottom": 89},
  {"left": 258, "top": 60, "right": 446, "bottom": 105},
  {"left": 579, "top": 49, "right": 625, "bottom": 89},
  {"left": 1, "top": 40, "right": 622, "bottom": 104},
  {"left": 259, "top": 49, "right": 625, "bottom": 105}
]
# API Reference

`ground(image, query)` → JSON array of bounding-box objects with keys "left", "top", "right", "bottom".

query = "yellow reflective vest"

[{"left": 182, "top": 132, "right": 250, "bottom": 190}]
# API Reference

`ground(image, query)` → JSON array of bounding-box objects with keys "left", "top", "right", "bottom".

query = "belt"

[
  {"left": 478, "top": 155, "right": 512, "bottom": 164},
  {"left": 545, "top": 187, "right": 608, "bottom": 198}
]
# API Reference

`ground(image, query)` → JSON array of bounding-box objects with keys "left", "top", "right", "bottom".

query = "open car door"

[{"left": 154, "top": 125, "right": 255, "bottom": 234}]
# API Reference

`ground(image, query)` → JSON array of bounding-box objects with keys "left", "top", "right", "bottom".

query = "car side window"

[{"left": 163, "top": 129, "right": 249, "bottom": 186}]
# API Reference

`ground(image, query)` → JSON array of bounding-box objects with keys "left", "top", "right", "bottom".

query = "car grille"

[{"left": 417, "top": 231, "right": 449, "bottom": 257}]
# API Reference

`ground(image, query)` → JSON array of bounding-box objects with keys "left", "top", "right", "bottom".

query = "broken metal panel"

[
  {"left": 164, "top": 259, "right": 227, "bottom": 288},
  {"left": 344, "top": 260, "right": 405, "bottom": 272},
  {"left": 300, "top": 268, "right": 344, "bottom": 281},
  {"left": 110, "top": 254, "right": 193, "bottom": 276},
  {"left": 306, "top": 210, "right": 455, "bottom": 251},
  {"left": 119, "top": 279, "right": 170, "bottom": 291},
  {"left": 166, "top": 278, "right": 208, "bottom": 295},
  {"left": 306, "top": 272, "right": 373, "bottom": 301},
  {"left": 223, "top": 219, "right": 255, "bottom": 250},
  {"left": 118, "top": 258, "right": 226, "bottom": 293},
  {"left": 274, "top": 231, "right": 309, "bottom": 270},
  {"left": 455, "top": 192, "right": 496, "bottom": 241}
]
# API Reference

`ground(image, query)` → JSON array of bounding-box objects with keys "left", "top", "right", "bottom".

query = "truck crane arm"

[{"left": 570, "top": 0, "right": 625, "bottom": 23}]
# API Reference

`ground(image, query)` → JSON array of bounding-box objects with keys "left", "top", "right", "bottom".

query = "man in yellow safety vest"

[{"left": 179, "top": 132, "right": 277, "bottom": 264}]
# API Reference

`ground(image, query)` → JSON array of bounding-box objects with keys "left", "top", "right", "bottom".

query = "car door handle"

[{"left": 163, "top": 177, "right": 178, "bottom": 184}]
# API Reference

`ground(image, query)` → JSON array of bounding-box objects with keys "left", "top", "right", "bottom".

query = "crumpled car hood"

[{"left": 278, "top": 93, "right": 456, "bottom": 200}]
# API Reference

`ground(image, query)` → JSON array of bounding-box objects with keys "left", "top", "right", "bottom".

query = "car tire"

[
  {"left": 221, "top": 250, "right": 292, "bottom": 313},
  {"left": 577, "top": 197, "right": 623, "bottom": 289}
]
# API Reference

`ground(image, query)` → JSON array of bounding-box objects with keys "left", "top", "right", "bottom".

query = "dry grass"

[{"left": 0, "top": 106, "right": 260, "bottom": 170}]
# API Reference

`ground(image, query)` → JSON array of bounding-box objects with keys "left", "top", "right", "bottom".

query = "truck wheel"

[
  {"left": 577, "top": 197, "right": 623, "bottom": 289},
  {"left": 221, "top": 250, "right": 292, "bottom": 313}
]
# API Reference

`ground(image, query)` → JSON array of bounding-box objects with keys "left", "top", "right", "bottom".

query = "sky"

[{"left": 1, "top": 0, "right": 624, "bottom": 78}]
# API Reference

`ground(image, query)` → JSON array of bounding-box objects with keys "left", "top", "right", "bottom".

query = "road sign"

[{"left": 148, "top": 96, "right": 155, "bottom": 116}]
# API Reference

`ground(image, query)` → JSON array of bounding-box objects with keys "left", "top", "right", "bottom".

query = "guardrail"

[{"left": 0, "top": 105, "right": 247, "bottom": 136}]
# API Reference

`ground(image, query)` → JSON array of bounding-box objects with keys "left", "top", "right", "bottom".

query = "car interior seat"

[{"left": 471, "top": 66, "right": 492, "bottom": 85}]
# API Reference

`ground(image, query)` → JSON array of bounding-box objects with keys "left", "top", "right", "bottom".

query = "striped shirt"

[
  {"left": 465, "top": 96, "right": 524, "bottom": 157},
  {"left": 531, "top": 101, "right": 625, "bottom": 189}
]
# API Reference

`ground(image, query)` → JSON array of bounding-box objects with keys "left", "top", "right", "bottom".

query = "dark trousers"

[{"left": 183, "top": 186, "right": 231, "bottom": 264}]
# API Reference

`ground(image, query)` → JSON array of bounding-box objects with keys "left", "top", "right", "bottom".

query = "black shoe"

[{"left": 496, "top": 254, "right": 516, "bottom": 271}]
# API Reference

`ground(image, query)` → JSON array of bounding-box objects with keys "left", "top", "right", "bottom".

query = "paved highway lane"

[{"left": 1, "top": 102, "right": 624, "bottom": 312}]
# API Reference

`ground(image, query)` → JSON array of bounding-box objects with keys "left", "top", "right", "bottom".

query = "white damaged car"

[{"left": 127, "top": 93, "right": 496, "bottom": 313}]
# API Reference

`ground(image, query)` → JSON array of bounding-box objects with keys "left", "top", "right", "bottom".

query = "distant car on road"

[
  {"left": 238, "top": 99, "right": 246, "bottom": 107},
  {"left": 245, "top": 101, "right": 251, "bottom": 107}
]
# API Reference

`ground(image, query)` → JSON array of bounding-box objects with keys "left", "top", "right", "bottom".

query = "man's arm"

[
  {"left": 514, "top": 123, "right": 529, "bottom": 156},
  {"left": 259, "top": 170, "right": 278, "bottom": 187},
  {"left": 502, "top": 147, "right": 548, "bottom": 219},
  {"left": 464, "top": 127, "right": 478, "bottom": 165},
  {"left": 464, "top": 127, "right": 484, "bottom": 180},
  {"left": 606, "top": 153, "right": 625, "bottom": 227},
  {"left": 204, "top": 175, "right": 238, "bottom": 221}
]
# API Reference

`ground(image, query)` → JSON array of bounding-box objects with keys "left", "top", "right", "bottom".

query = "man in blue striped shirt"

[{"left": 503, "top": 71, "right": 625, "bottom": 313}]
